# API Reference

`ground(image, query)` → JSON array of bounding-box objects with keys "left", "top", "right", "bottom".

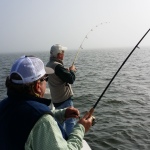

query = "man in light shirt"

[{"left": 0, "top": 55, "right": 93, "bottom": 150}]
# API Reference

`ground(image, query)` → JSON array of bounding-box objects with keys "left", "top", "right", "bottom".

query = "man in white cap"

[
  {"left": 0, "top": 55, "right": 93, "bottom": 150},
  {"left": 46, "top": 44, "right": 77, "bottom": 136}
]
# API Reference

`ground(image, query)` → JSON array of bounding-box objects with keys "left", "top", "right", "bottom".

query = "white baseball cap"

[
  {"left": 50, "top": 44, "right": 67, "bottom": 57},
  {"left": 10, "top": 55, "right": 54, "bottom": 84}
]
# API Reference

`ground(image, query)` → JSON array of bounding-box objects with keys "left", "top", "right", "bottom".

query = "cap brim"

[
  {"left": 61, "top": 46, "right": 67, "bottom": 51},
  {"left": 45, "top": 67, "right": 54, "bottom": 74}
]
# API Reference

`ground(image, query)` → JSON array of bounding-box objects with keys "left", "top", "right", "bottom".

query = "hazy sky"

[{"left": 0, "top": 0, "right": 150, "bottom": 53}]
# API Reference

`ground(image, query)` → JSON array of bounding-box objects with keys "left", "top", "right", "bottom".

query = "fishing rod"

[
  {"left": 72, "top": 22, "right": 110, "bottom": 66},
  {"left": 89, "top": 28, "right": 150, "bottom": 119}
]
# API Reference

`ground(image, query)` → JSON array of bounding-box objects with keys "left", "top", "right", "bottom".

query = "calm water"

[{"left": 1, "top": 47, "right": 150, "bottom": 150}]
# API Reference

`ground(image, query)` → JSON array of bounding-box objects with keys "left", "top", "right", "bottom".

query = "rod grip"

[{"left": 89, "top": 108, "right": 94, "bottom": 116}]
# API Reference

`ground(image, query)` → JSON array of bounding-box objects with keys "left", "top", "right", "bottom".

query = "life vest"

[
  {"left": 0, "top": 95, "right": 68, "bottom": 150},
  {"left": 46, "top": 59, "right": 74, "bottom": 103}
]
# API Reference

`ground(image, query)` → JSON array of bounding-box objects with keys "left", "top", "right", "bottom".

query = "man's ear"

[
  {"left": 34, "top": 81, "right": 42, "bottom": 93},
  {"left": 57, "top": 53, "right": 61, "bottom": 58}
]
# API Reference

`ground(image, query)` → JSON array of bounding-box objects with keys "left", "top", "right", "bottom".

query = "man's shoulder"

[
  {"left": 47, "top": 60, "right": 62, "bottom": 65},
  {"left": 46, "top": 61, "right": 62, "bottom": 70}
]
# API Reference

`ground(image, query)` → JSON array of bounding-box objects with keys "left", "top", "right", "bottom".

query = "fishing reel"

[
  {"left": 92, "top": 116, "right": 96, "bottom": 126},
  {"left": 92, "top": 116, "right": 101, "bottom": 126}
]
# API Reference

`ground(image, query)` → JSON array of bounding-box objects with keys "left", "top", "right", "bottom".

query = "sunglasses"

[{"left": 40, "top": 74, "right": 49, "bottom": 82}]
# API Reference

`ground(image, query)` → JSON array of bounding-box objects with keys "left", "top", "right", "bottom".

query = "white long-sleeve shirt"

[{"left": 25, "top": 109, "right": 85, "bottom": 150}]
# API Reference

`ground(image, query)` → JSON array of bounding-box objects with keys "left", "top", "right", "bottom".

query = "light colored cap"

[
  {"left": 50, "top": 44, "right": 67, "bottom": 57},
  {"left": 10, "top": 55, "right": 54, "bottom": 84}
]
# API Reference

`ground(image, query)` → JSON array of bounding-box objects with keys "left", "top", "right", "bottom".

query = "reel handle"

[{"left": 88, "top": 108, "right": 96, "bottom": 126}]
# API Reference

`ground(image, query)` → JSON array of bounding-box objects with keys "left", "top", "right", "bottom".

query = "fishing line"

[
  {"left": 89, "top": 28, "right": 150, "bottom": 118},
  {"left": 72, "top": 22, "right": 110, "bottom": 66}
]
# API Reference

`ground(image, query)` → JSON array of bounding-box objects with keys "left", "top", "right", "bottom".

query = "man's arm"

[
  {"left": 25, "top": 114, "right": 84, "bottom": 150},
  {"left": 55, "top": 64, "right": 76, "bottom": 84}
]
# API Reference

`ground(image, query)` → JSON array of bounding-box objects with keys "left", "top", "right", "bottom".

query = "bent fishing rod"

[
  {"left": 72, "top": 22, "right": 110, "bottom": 66},
  {"left": 89, "top": 28, "right": 150, "bottom": 117}
]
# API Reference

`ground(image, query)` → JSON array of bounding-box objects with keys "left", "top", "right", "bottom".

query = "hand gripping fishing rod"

[
  {"left": 72, "top": 22, "right": 110, "bottom": 66},
  {"left": 89, "top": 28, "right": 150, "bottom": 123}
]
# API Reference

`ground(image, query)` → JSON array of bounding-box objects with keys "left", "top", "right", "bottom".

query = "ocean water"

[{"left": 1, "top": 47, "right": 150, "bottom": 150}]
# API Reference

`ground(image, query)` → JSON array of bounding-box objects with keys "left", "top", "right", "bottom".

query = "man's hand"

[
  {"left": 78, "top": 111, "right": 93, "bottom": 133},
  {"left": 69, "top": 65, "right": 77, "bottom": 72},
  {"left": 65, "top": 107, "right": 80, "bottom": 119}
]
